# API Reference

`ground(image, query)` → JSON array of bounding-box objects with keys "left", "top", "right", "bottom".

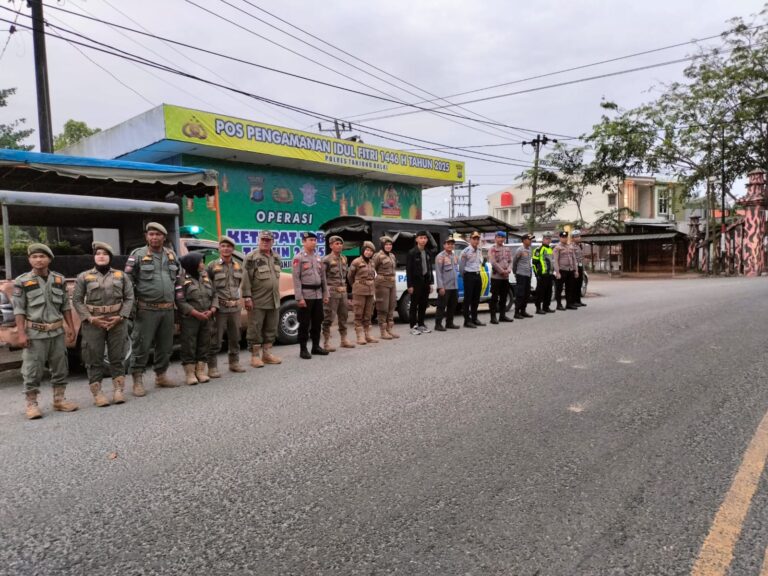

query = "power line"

[{"left": 0, "top": 0, "right": 21, "bottom": 62}]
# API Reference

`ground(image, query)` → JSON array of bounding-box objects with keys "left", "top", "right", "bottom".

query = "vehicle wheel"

[
  {"left": 277, "top": 299, "right": 299, "bottom": 345},
  {"left": 397, "top": 292, "right": 410, "bottom": 323},
  {"left": 581, "top": 274, "right": 589, "bottom": 297}
]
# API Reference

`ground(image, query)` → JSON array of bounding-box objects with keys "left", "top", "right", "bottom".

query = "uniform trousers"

[
  {"left": 131, "top": 308, "right": 174, "bottom": 375},
  {"left": 535, "top": 275, "right": 554, "bottom": 311},
  {"left": 352, "top": 294, "right": 375, "bottom": 328},
  {"left": 409, "top": 275, "right": 430, "bottom": 328},
  {"left": 462, "top": 272, "right": 481, "bottom": 322},
  {"left": 210, "top": 309, "right": 241, "bottom": 357},
  {"left": 298, "top": 298, "right": 324, "bottom": 346},
  {"left": 246, "top": 308, "right": 278, "bottom": 346},
  {"left": 435, "top": 289, "right": 458, "bottom": 326},
  {"left": 81, "top": 319, "right": 128, "bottom": 384},
  {"left": 574, "top": 265, "right": 585, "bottom": 303},
  {"left": 322, "top": 294, "right": 349, "bottom": 335},
  {"left": 22, "top": 334, "right": 68, "bottom": 394},
  {"left": 515, "top": 274, "right": 532, "bottom": 313},
  {"left": 374, "top": 280, "right": 397, "bottom": 325},
  {"left": 555, "top": 270, "right": 576, "bottom": 307},
  {"left": 490, "top": 278, "right": 510, "bottom": 318},
  {"left": 180, "top": 315, "right": 211, "bottom": 365}
]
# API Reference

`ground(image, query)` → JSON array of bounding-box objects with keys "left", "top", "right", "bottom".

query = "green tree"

[
  {"left": 54, "top": 119, "right": 101, "bottom": 151},
  {"left": 589, "top": 208, "right": 638, "bottom": 233},
  {"left": 0, "top": 88, "right": 34, "bottom": 150}
]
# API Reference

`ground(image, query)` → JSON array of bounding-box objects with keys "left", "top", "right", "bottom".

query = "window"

[
  {"left": 607, "top": 193, "right": 617, "bottom": 207},
  {"left": 657, "top": 189, "right": 669, "bottom": 216},
  {"left": 521, "top": 201, "right": 546, "bottom": 215}
]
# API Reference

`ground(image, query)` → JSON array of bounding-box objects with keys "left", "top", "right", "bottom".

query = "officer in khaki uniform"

[
  {"left": 321, "top": 235, "right": 354, "bottom": 351},
  {"left": 207, "top": 235, "right": 246, "bottom": 376},
  {"left": 72, "top": 241, "right": 134, "bottom": 407},
  {"left": 487, "top": 231, "right": 514, "bottom": 324},
  {"left": 13, "top": 243, "right": 77, "bottom": 419},
  {"left": 347, "top": 241, "right": 378, "bottom": 345},
  {"left": 126, "top": 222, "right": 180, "bottom": 395},
  {"left": 176, "top": 252, "right": 218, "bottom": 385},
  {"left": 241, "top": 230, "right": 282, "bottom": 367},
  {"left": 292, "top": 232, "right": 329, "bottom": 359},
  {"left": 372, "top": 235, "right": 399, "bottom": 340}
]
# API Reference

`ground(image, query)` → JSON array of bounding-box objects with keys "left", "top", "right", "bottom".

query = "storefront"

[{"left": 65, "top": 104, "right": 464, "bottom": 267}]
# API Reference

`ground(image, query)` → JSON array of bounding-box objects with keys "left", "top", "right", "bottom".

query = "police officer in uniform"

[
  {"left": 553, "top": 231, "right": 579, "bottom": 310},
  {"left": 512, "top": 233, "right": 535, "bottom": 319},
  {"left": 207, "top": 235, "right": 246, "bottom": 377},
  {"left": 241, "top": 230, "right": 283, "bottom": 367},
  {"left": 434, "top": 237, "right": 460, "bottom": 331},
  {"left": 572, "top": 230, "right": 587, "bottom": 307},
  {"left": 322, "top": 235, "right": 355, "bottom": 351},
  {"left": 13, "top": 243, "right": 77, "bottom": 419},
  {"left": 533, "top": 232, "right": 555, "bottom": 314},
  {"left": 459, "top": 231, "right": 485, "bottom": 327},
  {"left": 176, "top": 252, "right": 218, "bottom": 385},
  {"left": 73, "top": 241, "right": 134, "bottom": 407},
  {"left": 292, "top": 232, "right": 329, "bottom": 359},
  {"left": 347, "top": 241, "right": 378, "bottom": 345},
  {"left": 372, "top": 235, "right": 399, "bottom": 340},
  {"left": 487, "top": 231, "right": 514, "bottom": 324},
  {"left": 126, "top": 222, "right": 180, "bottom": 395}
]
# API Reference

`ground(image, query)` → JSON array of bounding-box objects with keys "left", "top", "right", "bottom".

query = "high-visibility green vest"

[{"left": 533, "top": 245, "right": 553, "bottom": 275}]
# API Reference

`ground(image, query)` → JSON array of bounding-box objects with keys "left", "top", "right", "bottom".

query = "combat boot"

[
  {"left": 322, "top": 331, "right": 336, "bottom": 352},
  {"left": 262, "top": 344, "right": 282, "bottom": 364},
  {"left": 184, "top": 364, "right": 199, "bottom": 385},
  {"left": 131, "top": 372, "right": 146, "bottom": 397},
  {"left": 340, "top": 332, "right": 356, "bottom": 348},
  {"left": 155, "top": 372, "right": 179, "bottom": 388},
  {"left": 89, "top": 382, "right": 110, "bottom": 407},
  {"left": 364, "top": 327, "right": 379, "bottom": 343},
  {"left": 228, "top": 353, "right": 246, "bottom": 373},
  {"left": 25, "top": 391, "right": 42, "bottom": 420},
  {"left": 52, "top": 386, "right": 78, "bottom": 412},
  {"left": 355, "top": 327, "right": 367, "bottom": 345},
  {"left": 195, "top": 361, "right": 210, "bottom": 383},
  {"left": 299, "top": 343, "right": 312, "bottom": 360},
  {"left": 208, "top": 357, "right": 222, "bottom": 378},
  {"left": 379, "top": 323, "right": 393, "bottom": 340},
  {"left": 490, "top": 312, "right": 499, "bottom": 325},
  {"left": 311, "top": 341, "right": 329, "bottom": 355},
  {"left": 250, "top": 345, "right": 265, "bottom": 368},
  {"left": 387, "top": 321, "right": 400, "bottom": 339},
  {"left": 434, "top": 321, "right": 446, "bottom": 332},
  {"left": 112, "top": 376, "right": 126, "bottom": 404}
]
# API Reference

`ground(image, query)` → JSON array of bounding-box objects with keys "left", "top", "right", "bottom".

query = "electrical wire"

[{"left": 0, "top": 0, "right": 22, "bottom": 62}]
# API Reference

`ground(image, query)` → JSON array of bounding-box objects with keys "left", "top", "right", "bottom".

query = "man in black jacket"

[{"left": 406, "top": 230, "right": 434, "bottom": 335}]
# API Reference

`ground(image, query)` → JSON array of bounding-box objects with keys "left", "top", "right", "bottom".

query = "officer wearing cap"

[
  {"left": 434, "top": 237, "right": 460, "bottom": 331},
  {"left": 322, "top": 235, "right": 355, "bottom": 350},
  {"left": 348, "top": 240, "right": 378, "bottom": 345},
  {"left": 206, "top": 235, "right": 246, "bottom": 377},
  {"left": 73, "top": 241, "right": 135, "bottom": 407},
  {"left": 533, "top": 232, "right": 555, "bottom": 314},
  {"left": 512, "top": 233, "right": 535, "bottom": 319},
  {"left": 241, "top": 230, "right": 283, "bottom": 367},
  {"left": 372, "top": 235, "right": 399, "bottom": 340},
  {"left": 487, "top": 231, "right": 514, "bottom": 324},
  {"left": 292, "top": 232, "right": 329, "bottom": 359},
  {"left": 125, "top": 221, "right": 180, "bottom": 395},
  {"left": 459, "top": 231, "right": 485, "bottom": 327},
  {"left": 571, "top": 230, "right": 587, "bottom": 307},
  {"left": 553, "top": 230, "right": 579, "bottom": 310},
  {"left": 13, "top": 243, "right": 77, "bottom": 419}
]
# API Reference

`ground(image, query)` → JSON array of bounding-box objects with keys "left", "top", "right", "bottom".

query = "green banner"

[{"left": 181, "top": 156, "right": 422, "bottom": 268}]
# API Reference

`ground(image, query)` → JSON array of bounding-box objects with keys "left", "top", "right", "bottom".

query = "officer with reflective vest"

[{"left": 532, "top": 232, "right": 555, "bottom": 314}]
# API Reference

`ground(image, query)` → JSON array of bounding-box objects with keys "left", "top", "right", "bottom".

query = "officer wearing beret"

[
  {"left": 372, "top": 235, "right": 399, "bottom": 339},
  {"left": 322, "top": 235, "right": 355, "bottom": 350},
  {"left": 207, "top": 235, "right": 246, "bottom": 376},
  {"left": 73, "top": 241, "right": 135, "bottom": 407},
  {"left": 125, "top": 222, "right": 180, "bottom": 395},
  {"left": 292, "top": 232, "right": 329, "bottom": 359},
  {"left": 13, "top": 243, "right": 77, "bottom": 419},
  {"left": 241, "top": 230, "right": 283, "bottom": 367}
]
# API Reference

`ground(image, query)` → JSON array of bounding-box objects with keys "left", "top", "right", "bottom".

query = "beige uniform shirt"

[
  {"left": 72, "top": 268, "right": 134, "bottom": 321},
  {"left": 323, "top": 253, "right": 349, "bottom": 297},
  {"left": 207, "top": 258, "right": 243, "bottom": 312},
  {"left": 241, "top": 249, "right": 282, "bottom": 309},
  {"left": 372, "top": 251, "right": 397, "bottom": 286},
  {"left": 13, "top": 271, "right": 70, "bottom": 339}
]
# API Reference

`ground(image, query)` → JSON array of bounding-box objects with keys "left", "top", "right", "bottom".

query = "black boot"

[
  {"left": 434, "top": 321, "right": 446, "bottom": 332},
  {"left": 300, "top": 344, "right": 312, "bottom": 359},
  {"left": 311, "top": 341, "right": 329, "bottom": 355},
  {"left": 490, "top": 312, "right": 499, "bottom": 325}
]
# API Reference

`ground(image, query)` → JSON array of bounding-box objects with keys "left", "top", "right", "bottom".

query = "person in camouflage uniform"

[
  {"left": 321, "top": 235, "right": 355, "bottom": 351},
  {"left": 13, "top": 243, "right": 77, "bottom": 419},
  {"left": 372, "top": 235, "right": 399, "bottom": 340},
  {"left": 72, "top": 241, "right": 134, "bottom": 407},
  {"left": 176, "top": 252, "right": 218, "bottom": 385}
]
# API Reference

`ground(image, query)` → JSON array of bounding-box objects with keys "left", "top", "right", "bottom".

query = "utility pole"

[
  {"left": 318, "top": 120, "right": 352, "bottom": 140},
  {"left": 521, "top": 134, "right": 556, "bottom": 234},
  {"left": 449, "top": 185, "right": 455, "bottom": 218},
  {"left": 30, "top": 0, "right": 53, "bottom": 153},
  {"left": 720, "top": 124, "right": 727, "bottom": 275},
  {"left": 453, "top": 180, "right": 474, "bottom": 217}
]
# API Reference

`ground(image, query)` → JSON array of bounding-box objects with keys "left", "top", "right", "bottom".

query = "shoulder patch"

[
  {"left": 184, "top": 279, "right": 192, "bottom": 286},
  {"left": 24, "top": 279, "right": 38, "bottom": 287},
  {"left": 292, "top": 258, "right": 300, "bottom": 267},
  {"left": 113, "top": 271, "right": 123, "bottom": 278},
  {"left": 84, "top": 274, "right": 98, "bottom": 281},
  {"left": 142, "top": 255, "right": 153, "bottom": 261},
  {"left": 54, "top": 276, "right": 63, "bottom": 285},
  {"left": 233, "top": 262, "right": 240, "bottom": 270}
]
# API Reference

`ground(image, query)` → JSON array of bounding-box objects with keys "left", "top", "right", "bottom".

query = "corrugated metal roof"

[{"left": 580, "top": 232, "right": 681, "bottom": 244}]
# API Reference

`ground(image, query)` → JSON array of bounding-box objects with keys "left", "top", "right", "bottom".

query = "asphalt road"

[{"left": 1, "top": 277, "right": 768, "bottom": 576}]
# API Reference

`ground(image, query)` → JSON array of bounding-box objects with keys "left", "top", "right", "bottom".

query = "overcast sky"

[{"left": 1, "top": 0, "right": 765, "bottom": 217}]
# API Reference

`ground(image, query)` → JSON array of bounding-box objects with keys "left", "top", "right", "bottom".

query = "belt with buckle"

[
  {"left": 26, "top": 320, "right": 64, "bottom": 332},
  {"left": 332, "top": 286, "right": 347, "bottom": 293},
  {"left": 220, "top": 299, "right": 240, "bottom": 307},
  {"left": 138, "top": 301, "right": 174, "bottom": 310},
  {"left": 86, "top": 303, "right": 122, "bottom": 315}
]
